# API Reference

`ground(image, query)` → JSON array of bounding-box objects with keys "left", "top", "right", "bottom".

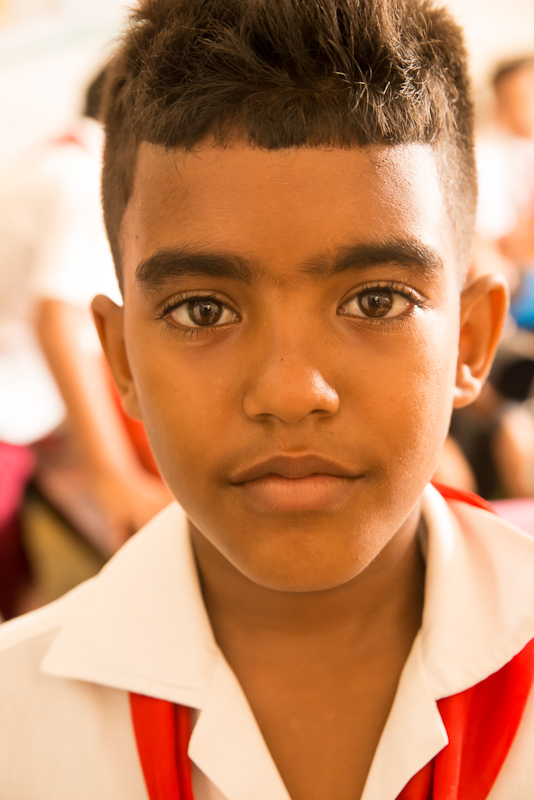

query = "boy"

[{"left": 0, "top": 1, "right": 532, "bottom": 798}]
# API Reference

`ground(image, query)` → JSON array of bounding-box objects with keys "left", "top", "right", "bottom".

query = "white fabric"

[
  {"left": 0, "top": 118, "right": 120, "bottom": 445},
  {"left": 0, "top": 484, "right": 534, "bottom": 799}
]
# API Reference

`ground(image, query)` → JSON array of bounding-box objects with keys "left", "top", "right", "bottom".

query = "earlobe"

[
  {"left": 453, "top": 273, "right": 509, "bottom": 408},
  {"left": 91, "top": 295, "right": 142, "bottom": 419}
]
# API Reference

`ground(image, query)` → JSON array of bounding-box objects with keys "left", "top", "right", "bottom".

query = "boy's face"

[{"left": 98, "top": 141, "right": 502, "bottom": 592}]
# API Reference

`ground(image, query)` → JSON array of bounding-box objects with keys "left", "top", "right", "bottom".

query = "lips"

[
  {"left": 230, "top": 455, "right": 360, "bottom": 512},
  {"left": 230, "top": 454, "right": 358, "bottom": 484}
]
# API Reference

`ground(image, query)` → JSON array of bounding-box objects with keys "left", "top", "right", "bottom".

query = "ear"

[
  {"left": 91, "top": 294, "right": 142, "bottom": 420},
  {"left": 453, "top": 273, "right": 509, "bottom": 409}
]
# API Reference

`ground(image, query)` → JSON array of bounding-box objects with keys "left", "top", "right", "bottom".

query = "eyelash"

[
  {"left": 158, "top": 291, "right": 238, "bottom": 339},
  {"left": 339, "top": 281, "right": 424, "bottom": 326},
  {"left": 157, "top": 281, "right": 424, "bottom": 337}
]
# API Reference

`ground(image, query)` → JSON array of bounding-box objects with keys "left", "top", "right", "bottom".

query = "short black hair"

[{"left": 101, "top": 0, "right": 477, "bottom": 287}]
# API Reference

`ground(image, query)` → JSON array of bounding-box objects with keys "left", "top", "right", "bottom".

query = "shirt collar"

[
  {"left": 40, "top": 485, "right": 534, "bottom": 800},
  {"left": 41, "top": 503, "right": 293, "bottom": 800},
  {"left": 42, "top": 484, "right": 534, "bottom": 702},
  {"left": 364, "top": 485, "right": 534, "bottom": 799},
  {"left": 419, "top": 485, "right": 534, "bottom": 698},
  {"left": 42, "top": 502, "right": 219, "bottom": 708}
]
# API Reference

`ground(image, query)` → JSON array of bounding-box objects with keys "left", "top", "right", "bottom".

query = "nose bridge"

[{"left": 242, "top": 309, "right": 340, "bottom": 423}]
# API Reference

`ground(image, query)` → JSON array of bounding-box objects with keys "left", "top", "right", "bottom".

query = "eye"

[
  {"left": 340, "top": 287, "right": 415, "bottom": 320},
  {"left": 166, "top": 296, "right": 238, "bottom": 328}
]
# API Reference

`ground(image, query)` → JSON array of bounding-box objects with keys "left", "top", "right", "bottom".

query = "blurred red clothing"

[{"left": 0, "top": 442, "right": 34, "bottom": 619}]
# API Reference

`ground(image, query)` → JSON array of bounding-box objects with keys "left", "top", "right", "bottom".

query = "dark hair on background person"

[
  {"left": 100, "top": 0, "right": 477, "bottom": 288},
  {"left": 83, "top": 68, "right": 108, "bottom": 121},
  {"left": 492, "top": 55, "right": 534, "bottom": 93}
]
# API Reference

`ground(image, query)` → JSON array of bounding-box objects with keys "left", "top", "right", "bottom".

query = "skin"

[
  {"left": 496, "top": 65, "right": 534, "bottom": 141},
  {"left": 93, "top": 140, "right": 507, "bottom": 800}
]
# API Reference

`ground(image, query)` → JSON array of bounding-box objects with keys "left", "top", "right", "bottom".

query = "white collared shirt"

[{"left": 0, "top": 484, "right": 534, "bottom": 799}]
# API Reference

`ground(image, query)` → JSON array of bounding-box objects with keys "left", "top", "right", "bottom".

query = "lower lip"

[{"left": 235, "top": 474, "right": 356, "bottom": 512}]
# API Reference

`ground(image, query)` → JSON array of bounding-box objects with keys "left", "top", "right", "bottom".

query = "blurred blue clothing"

[{"left": 511, "top": 269, "right": 534, "bottom": 330}]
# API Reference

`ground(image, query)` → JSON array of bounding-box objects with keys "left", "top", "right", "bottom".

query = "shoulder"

[
  {"left": 0, "top": 501, "right": 189, "bottom": 689},
  {"left": 0, "top": 579, "right": 91, "bottom": 659},
  {"left": 0, "top": 580, "right": 146, "bottom": 798},
  {"left": 0, "top": 507, "right": 190, "bottom": 797},
  {"left": 0, "top": 579, "right": 96, "bottom": 718}
]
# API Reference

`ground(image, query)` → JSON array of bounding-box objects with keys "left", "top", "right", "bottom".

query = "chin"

[{"left": 232, "top": 547, "right": 369, "bottom": 593}]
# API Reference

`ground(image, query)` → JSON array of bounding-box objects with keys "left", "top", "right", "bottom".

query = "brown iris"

[
  {"left": 187, "top": 299, "right": 224, "bottom": 326},
  {"left": 358, "top": 289, "right": 394, "bottom": 318}
]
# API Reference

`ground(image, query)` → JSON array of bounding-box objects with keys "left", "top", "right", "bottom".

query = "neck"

[{"left": 190, "top": 508, "right": 425, "bottom": 666}]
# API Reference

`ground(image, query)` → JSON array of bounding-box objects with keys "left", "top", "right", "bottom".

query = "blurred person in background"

[
  {"left": 477, "top": 56, "right": 534, "bottom": 324},
  {"left": 0, "top": 70, "right": 171, "bottom": 618},
  {"left": 435, "top": 56, "right": 534, "bottom": 501}
]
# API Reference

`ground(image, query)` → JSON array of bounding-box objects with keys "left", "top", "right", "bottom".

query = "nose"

[{"left": 243, "top": 348, "right": 340, "bottom": 424}]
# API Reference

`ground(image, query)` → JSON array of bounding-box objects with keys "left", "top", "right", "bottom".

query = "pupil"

[
  {"left": 189, "top": 300, "right": 222, "bottom": 326},
  {"left": 360, "top": 290, "right": 393, "bottom": 317}
]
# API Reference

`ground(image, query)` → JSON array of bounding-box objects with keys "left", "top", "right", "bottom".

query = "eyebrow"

[
  {"left": 330, "top": 240, "right": 443, "bottom": 277},
  {"left": 135, "top": 239, "right": 443, "bottom": 289},
  {"left": 136, "top": 251, "right": 255, "bottom": 289}
]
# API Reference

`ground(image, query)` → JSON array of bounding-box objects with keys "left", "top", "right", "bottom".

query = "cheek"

[
  {"left": 127, "top": 330, "right": 237, "bottom": 482},
  {"left": 381, "top": 316, "right": 459, "bottom": 467},
  {"left": 339, "top": 310, "right": 458, "bottom": 473}
]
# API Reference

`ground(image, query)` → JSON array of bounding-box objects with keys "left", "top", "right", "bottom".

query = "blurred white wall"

[
  {"left": 445, "top": 0, "right": 534, "bottom": 119},
  {"left": 0, "top": 0, "right": 129, "bottom": 172},
  {"left": 447, "top": 0, "right": 534, "bottom": 81}
]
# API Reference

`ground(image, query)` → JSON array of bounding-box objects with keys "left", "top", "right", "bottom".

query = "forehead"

[{"left": 121, "top": 140, "right": 457, "bottom": 290}]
